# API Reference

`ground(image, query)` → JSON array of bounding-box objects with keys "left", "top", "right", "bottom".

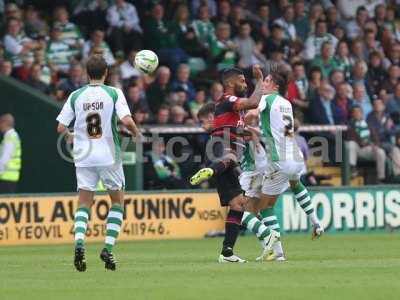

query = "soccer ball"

[{"left": 135, "top": 50, "right": 159, "bottom": 74}]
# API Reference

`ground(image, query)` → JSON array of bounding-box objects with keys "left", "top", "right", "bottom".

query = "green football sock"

[
  {"left": 104, "top": 203, "right": 124, "bottom": 252},
  {"left": 260, "top": 207, "right": 281, "bottom": 233},
  {"left": 291, "top": 182, "right": 318, "bottom": 225},
  {"left": 242, "top": 211, "right": 271, "bottom": 240},
  {"left": 74, "top": 206, "right": 90, "bottom": 247}
]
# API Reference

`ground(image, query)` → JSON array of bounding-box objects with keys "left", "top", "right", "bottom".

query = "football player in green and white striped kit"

[
  {"left": 239, "top": 123, "right": 286, "bottom": 261},
  {"left": 56, "top": 55, "right": 141, "bottom": 272},
  {"left": 255, "top": 67, "right": 323, "bottom": 260}
]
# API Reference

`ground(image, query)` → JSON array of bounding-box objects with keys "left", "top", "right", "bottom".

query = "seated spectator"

[
  {"left": 54, "top": 63, "right": 85, "bottom": 101},
  {"left": 24, "top": 5, "right": 48, "bottom": 39},
  {"left": 385, "top": 6, "right": 400, "bottom": 41},
  {"left": 82, "top": 29, "right": 115, "bottom": 66},
  {"left": 334, "top": 40, "right": 352, "bottom": 80},
  {"left": 347, "top": 105, "right": 386, "bottom": 182},
  {"left": 303, "top": 19, "right": 338, "bottom": 61},
  {"left": 106, "top": 0, "right": 142, "bottom": 55},
  {"left": 363, "top": 29, "right": 383, "bottom": 58},
  {"left": 209, "top": 82, "right": 223, "bottom": 102},
  {"left": 351, "top": 60, "right": 373, "bottom": 100},
  {"left": 334, "top": 82, "right": 353, "bottom": 124},
  {"left": 146, "top": 66, "right": 171, "bottom": 114},
  {"left": 251, "top": 2, "right": 270, "bottom": 40},
  {"left": 346, "top": 6, "right": 369, "bottom": 40},
  {"left": 190, "top": 89, "right": 207, "bottom": 121},
  {"left": 312, "top": 41, "right": 338, "bottom": 79},
  {"left": 212, "top": 0, "right": 231, "bottom": 25},
  {"left": 287, "top": 61, "right": 309, "bottom": 121},
  {"left": 26, "top": 63, "right": 50, "bottom": 94},
  {"left": 126, "top": 85, "right": 150, "bottom": 118},
  {"left": 307, "top": 66, "right": 323, "bottom": 102},
  {"left": 293, "top": 0, "right": 309, "bottom": 41},
  {"left": 53, "top": 6, "right": 83, "bottom": 48},
  {"left": 352, "top": 83, "right": 373, "bottom": 119},
  {"left": 120, "top": 50, "right": 141, "bottom": 81},
  {"left": 154, "top": 105, "right": 170, "bottom": 125},
  {"left": 170, "top": 105, "right": 187, "bottom": 125},
  {"left": 0, "top": 60, "right": 12, "bottom": 76},
  {"left": 106, "top": 66, "right": 123, "bottom": 89},
  {"left": 72, "top": 0, "right": 109, "bottom": 33},
  {"left": 33, "top": 49, "right": 52, "bottom": 86},
  {"left": 14, "top": 55, "right": 33, "bottom": 81},
  {"left": 263, "top": 24, "right": 290, "bottom": 60},
  {"left": 381, "top": 65, "right": 400, "bottom": 95},
  {"left": 192, "top": 4, "right": 215, "bottom": 50},
  {"left": 273, "top": 4, "right": 296, "bottom": 42},
  {"left": 210, "top": 22, "right": 238, "bottom": 71},
  {"left": 390, "top": 133, "right": 400, "bottom": 180},
  {"left": 386, "top": 83, "right": 400, "bottom": 115},
  {"left": 170, "top": 4, "right": 206, "bottom": 59},
  {"left": 46, "top": 26, "right": 79, "bottom": 74},
  {"left": 171, "top": 64, "right": 196, "bottom": 101},
  {"left": 309, "top": 81, "right": 339, "bottom": 125},
  {"left": 3, "top": 17, "right": 38, "bottom": 68},
  {"left": 367, "top": 51, "right": 387, "bottom": 97},
  {"left": 367, "top": 99, "right": 397, "bottom": 152},
  {"left": 145, "top": 140, "right": 185, "bottom": 189},
  {"left": 233, "top": 20, "right": 265, "bottom": 69},
  {"left": 329, "top": 69, "right": 345, "bottom": 89},
  {"left": 326, "top": 6, "right": 344, "bottom": 35}
]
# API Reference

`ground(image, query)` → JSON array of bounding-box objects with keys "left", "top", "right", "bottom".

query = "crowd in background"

[{"left": 1, "top": 0, "right": 400, "bottom": 186}]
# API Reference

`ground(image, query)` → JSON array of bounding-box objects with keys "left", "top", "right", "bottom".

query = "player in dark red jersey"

[{"left": 191, "top": 65, "right": 273, "bottom": 263}]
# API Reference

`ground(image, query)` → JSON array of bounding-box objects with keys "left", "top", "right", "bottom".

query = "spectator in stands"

[
  {"left": 14, "top": 55, "right": 33, "bottom": 81},
  {"left": 210, "top": 22, "right": 238, "bottom": 71},
  {"left": 147, "top": 66, "right": 171, "bottom": 114},
  {"left": 170, "top": 105, "right": 187, "bottom": 125},
  {"left": 367, "top": 51, "right": 387, "bottom": 97},
  {"left": 334, "top": 82, "right": 353, "bottom": 124},
  {"left": 46, "top": 26, "right": 78, "bottom": 74},
  {"left": 3, "top": 17, "right": 37, "bottom": 68},
  {"left": 144, "top": 3, "right": 187, "bottom": 72},
  {"left": 287, "top": 61, "right": 309, "bottom": 122},
  {"left": 350, "top": 38, "right": 366, "bottom": 63},
  {"left": 55, "top": 63, "right": 85, "bottom": 101},
  {"left": 0, "top": 59, "right": 12, "bottom": 76},
  {"left": 367, "top": 99, "right": 396, "bottom": 152},
  {"left": 27, "top": 63, "right": 50, "bottom": 94},
  {"left": 273, "top": 4, "right": 296, "bottom": 42},
  {"left": 363, "top": 29, "right": 383, "bottom": 58},
  {"left": 293, "top": 0, "right": 309, "bottom": 41},
  {"left": 234, "top": 20, "right": 265, "bottom": 69},
  {"left": 346, "top": 6, "right": 369, "bottom": 40},
  {"left": 190, "top": 88, "right": 207, "bottom": 121},
  {"left": 120, "top": 50, "right": 141, "bottom": 81},
  {"left": 146, "top": 139, "right": 185, "bottom": 189},
  {"left": 263, "top": 23, "right": 290, "bottom": 60},
  {"left": 326, "top": 6, "right": 343, "bottom": 35},
  {"left": 106, "top": 66, "right": 123, "bottom": 89},
  {"left": 171, "top": 64, "right": 196, "bottom": 101},
  {"left": 24, "top": 5, "right": 48, "bottom": 39},
  {"left": 309, "top": 81, "right": 339, "bottom": 125},
  {"left": 126, "top": 85, "right": 150, "bottom": 118},
  {"left": 351, "top": 60, "right": 373, "bottom": 100},
  {"left": 53, "top": 6, "right": 83, "bottom": 48},
  {"left": 347, "top": 105, "right": 386, "bottom": 182},
  {"left": 192, "top": 4, "right": 215, "bottom": 50},
  {"left": 209, "top": 82, "right": 223, "bottom": 102},
  {"left": 386, "top": 83, "right": 400, "bottom": 115},
  {"left": 390, "top": 133, "right": 400, "bottom": 180},
  {"left": 33, "top": 49, "right": 52, "bottom": 86},
  {"left": 352, "top": 83, "right": 373, "bottom": 119},
  {"left": 381, "top": 65, "right": 400, "bottom": 95},
  {"left": 334, "top": 40, "right": 352, "bottom": 80},
  {"left": 72, "top": 0, "right": 109, "bottom": 33},
  {"left": 312, "top": 41, "right": 338, "bottom": 79},
  {"left": 82, "top": 29, "right": 115, "bottom": 66},
  {"left": 303, "top": 19, "right": 338, "bottom": 61},
  {"left": 251, "top": 2, "right": 270, "bottom": 40},
  {"left": 307, "top": 2, "right": 324, "bottom": 34},
  {"left": 330, "top": 69, "right": 345, "bottom": 89},
  {"left": 212, "top": 0, "right": 231, "bottom": 25},
  {"left": 155, "top": 105, "right": 170, "bottom": 125},
  {"left": 106, "top": 0, "right": 142, "bottom": 55},
  {"left": 307, "top": 66, "right": 323, "bottom": 101}
]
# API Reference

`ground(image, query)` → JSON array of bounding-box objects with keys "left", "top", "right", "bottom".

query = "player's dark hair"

[
  {"left": 270, "top": 66, "right": 288, "bottom": 96},
  {"left": 197, "top": 102, "right": 215, "bottom": 119},
  {"left": 221, "top": 67, "right": 244, "bottom": 86},
  {"left": 86, "top": 55, "right": 107, "bottom": 80}
]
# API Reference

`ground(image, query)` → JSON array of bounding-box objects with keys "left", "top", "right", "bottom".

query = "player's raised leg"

[
  {"left": 290, "top": 180, "right": 323, "bottom": 239},
  {"left": 73, "top": 189, "right": 95, "bottom": 272}
]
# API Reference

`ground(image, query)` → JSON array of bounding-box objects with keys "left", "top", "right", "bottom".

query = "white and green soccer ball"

[{"left": 135, "top": 50, "right": 159, "bottom": 74}]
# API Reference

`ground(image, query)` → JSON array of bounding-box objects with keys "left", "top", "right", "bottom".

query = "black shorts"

[{"left": 209, "top": 138, "right": 243, "bottom": 206}]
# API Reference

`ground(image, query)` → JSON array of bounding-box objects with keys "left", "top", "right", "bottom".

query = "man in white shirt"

[
  {"left": 303, "top": 19, "right": 338, "bottom": 61},
  {"left": 56, "top": 55, "right": 141, "bottom": 272},
  {"left": 106, "top": 0, "right": 143, "bottom": 54}
]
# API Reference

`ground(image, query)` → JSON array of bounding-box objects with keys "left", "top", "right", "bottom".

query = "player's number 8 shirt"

[{"left": 56, "top": 84, "right": 131, "bottom": 167}]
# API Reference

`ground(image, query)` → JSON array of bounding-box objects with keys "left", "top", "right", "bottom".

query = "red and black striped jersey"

[{"left": 211, "top": 94, "right": 246, "bottom": 141}]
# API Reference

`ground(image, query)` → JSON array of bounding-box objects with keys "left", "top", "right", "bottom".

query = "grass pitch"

[{"left": 0, "top": 233, "right": 399, "bottom": 300}]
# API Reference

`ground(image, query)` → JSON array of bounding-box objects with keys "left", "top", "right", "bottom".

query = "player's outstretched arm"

[
  {"left": 120, "top": 115, "right": 143, "bottom": 142},
  {"left": 234, "top": 65, "right": 265, "bottom": 111}
]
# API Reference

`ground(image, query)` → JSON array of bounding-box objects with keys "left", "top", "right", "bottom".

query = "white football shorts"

[{"left": 76, "top": 162, "right": 125, "bottom": 191}]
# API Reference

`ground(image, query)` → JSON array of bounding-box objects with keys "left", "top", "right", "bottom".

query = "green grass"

[{"left": 0, "top": 234, "right": 399, "bottom": 300}]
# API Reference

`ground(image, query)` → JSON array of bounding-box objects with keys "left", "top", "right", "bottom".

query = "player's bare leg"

[
  {"left": 289, "top": 180, "right": 323, "bottom": 239},
  {"left": 74, "top": 190, "right": 94, "bottom": 272},
  {"left": 100, "top": 190, "right": 124, "bottom": 271}
]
